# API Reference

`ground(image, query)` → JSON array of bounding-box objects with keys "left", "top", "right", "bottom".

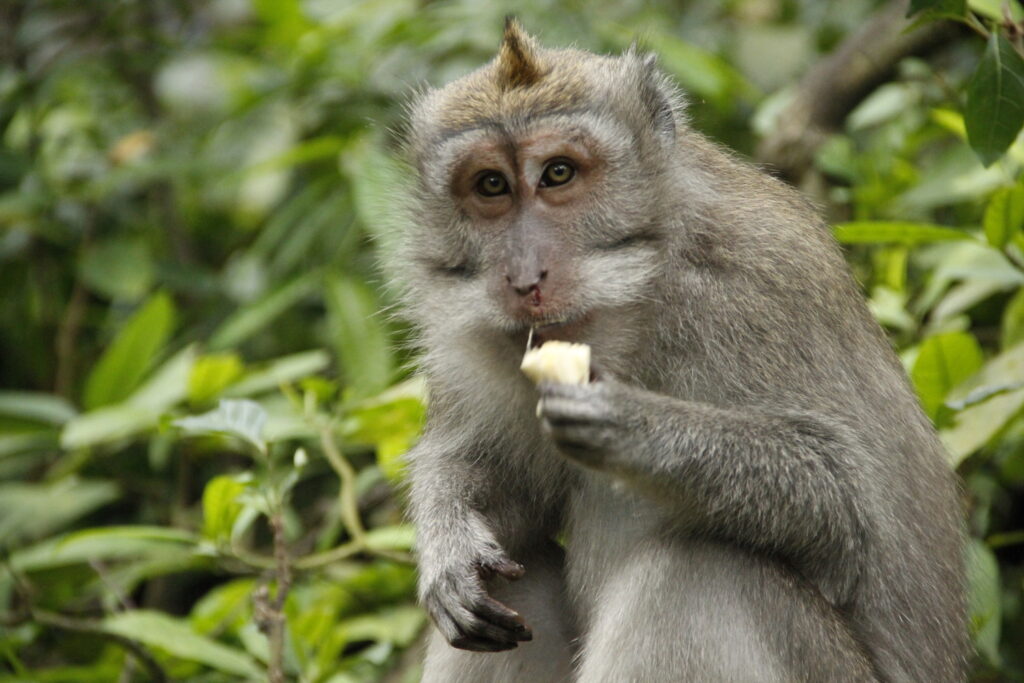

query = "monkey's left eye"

[{"left": 539, "top": 161, "right": 575, "bottom": 187}]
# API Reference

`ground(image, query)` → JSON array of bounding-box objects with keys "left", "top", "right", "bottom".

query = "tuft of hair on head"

[{"left": 495, "top": 16, "right": 544, "bottom": 90}]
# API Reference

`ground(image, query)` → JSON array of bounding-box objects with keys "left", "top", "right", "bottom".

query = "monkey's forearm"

[{"left": 539, "top": 380, "right": 864, "bottom": 602}]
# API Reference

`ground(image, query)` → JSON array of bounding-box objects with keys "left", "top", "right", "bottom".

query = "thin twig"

[{"left": 319, "top": 423, "right": 367, "bottom": 545}]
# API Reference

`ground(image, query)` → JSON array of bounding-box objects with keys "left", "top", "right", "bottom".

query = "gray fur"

[{"left": 393, "top": 26, "right": 967, "bottom": 683}]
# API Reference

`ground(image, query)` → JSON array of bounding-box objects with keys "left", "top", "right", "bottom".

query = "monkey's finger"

[
  {"left": 455, "top": 606, "right": 528, "bottom": 647},
  {"left": 450, "top": 635, "right": 519, "bottom": 652},
  {"left": 483, "top": 557, "right": 525, "bottom": 580},
  {"left": 472, "top": 594, "right": 532, "bottom": 636},
  {"left": 538, "top": 396, "right": 615, "bottom": 426}
]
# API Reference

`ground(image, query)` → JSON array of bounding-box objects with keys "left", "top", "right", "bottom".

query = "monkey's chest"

[{"left": 562, "top": 474, "right": 663, "bottom": 621}]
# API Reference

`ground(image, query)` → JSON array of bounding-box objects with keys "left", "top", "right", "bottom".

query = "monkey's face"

[
  {"left": 399, "top": 22, "right": 680, "bottom": 363},
  {"left": 405, "top": 110, "right": 667, "bottom": 353}
]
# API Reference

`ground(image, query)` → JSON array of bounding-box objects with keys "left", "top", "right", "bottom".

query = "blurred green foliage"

[{"left": 1, "top": 0, "right": 1023, "bottom": 680}]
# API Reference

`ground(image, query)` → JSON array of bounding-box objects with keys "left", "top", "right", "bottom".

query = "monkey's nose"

[{"left": 507, "top": 270, "right": 547, "bottom": 296}]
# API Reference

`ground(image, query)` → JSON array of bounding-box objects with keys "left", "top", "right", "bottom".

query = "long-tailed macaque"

[{"left": 393, "top": 19, "right": 967, "bottom": 682}]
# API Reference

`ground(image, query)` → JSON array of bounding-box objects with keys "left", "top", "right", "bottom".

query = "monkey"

[{"left": 392, "top": 19, "right": 967, "bottom": 683}]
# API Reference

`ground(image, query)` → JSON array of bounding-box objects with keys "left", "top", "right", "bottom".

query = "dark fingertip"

[
  {"left": 517, "top": 626, "right": 533, "bottom": 641},
  {"left": 494, "top": 559, "right": 525, "bottom": 579},
  {"left": 451, "top": 636, "right": 518, "bottom": 652}
]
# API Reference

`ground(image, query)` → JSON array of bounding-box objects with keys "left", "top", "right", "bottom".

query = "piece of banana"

[{"left": 520, "top": 340, "right": 591, "bottom": 386}]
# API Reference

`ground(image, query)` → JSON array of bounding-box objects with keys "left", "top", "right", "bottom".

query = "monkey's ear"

[
  {"left": 496, "top": 17, "right": 544, "bottom": 89},
  {"left": 637, "top": 52, "right": 677, "bottom": 140}
]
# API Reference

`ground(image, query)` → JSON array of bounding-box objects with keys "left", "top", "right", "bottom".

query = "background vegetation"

[{"left": 1, "top": 0, "right": 1022, "bottom": 680}]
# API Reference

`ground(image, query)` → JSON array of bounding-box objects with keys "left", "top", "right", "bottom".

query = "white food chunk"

[{"left": 520, "top": 341, "right": 591, "bottom": 385}]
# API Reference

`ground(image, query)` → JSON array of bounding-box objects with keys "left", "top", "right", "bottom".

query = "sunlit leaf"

[
  {"left": 83, "top": 292, "right": 177, "bottom": 410},
  {"left": 911, "top": 332, "right": 983, "bottom": 421},
  {"left": 175, "top": 399, "right": 269, "bottom": 455},
  {"left": 1002, "top": 288, "right": 1024, "bottom": 350},
  {"left": 834, "top": 221, "right": 973, "bottom": 245},
  {"left": 103, "top": 610, "right": 263, "bottom": 678},
  {"left": 202, "top": 475, "right": 248, "bottom": 542},
  {"left": 984, "top": 185, "right": 1024, "bottom": 248},
  {"left": 969, "top": 0, "right": 1023, "bottom": 21},
  {"left": 189, "top": 353, "right": 245, "bottom": 404},
  {"left": 965, "top": 34, "right": 1024, "bottom": 166},
  {"left": 942, "top": 343, "right": 1024, "bottom": 463}
]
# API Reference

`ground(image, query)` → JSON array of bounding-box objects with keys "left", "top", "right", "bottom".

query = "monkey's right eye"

[{"left": 475, "top": 172, "right": 510, "bottom": 197}]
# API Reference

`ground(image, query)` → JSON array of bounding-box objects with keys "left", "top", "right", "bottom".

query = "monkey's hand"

[
  {"left": 419, "top": 545, "right": 533, "bottom": 652},
  {"left": 537, "top": 378, "right": 643, "bottom": 469}
]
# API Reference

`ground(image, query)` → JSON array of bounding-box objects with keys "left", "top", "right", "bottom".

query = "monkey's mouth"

[{"left": 525, "top": 315, "right": 590, "bottom": 348}]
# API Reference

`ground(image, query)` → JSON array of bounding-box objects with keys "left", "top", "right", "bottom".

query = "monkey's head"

[{"left": 400, "top": 20, "right": 686, "bottom": 367}]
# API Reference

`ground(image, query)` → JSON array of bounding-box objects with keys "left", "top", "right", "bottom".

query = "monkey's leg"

[
  {"left": 421, "top": 542, "right": 576, "bottom": 683},
  {"left": 575, "top": 540, "right": 877, "bottom": 683}
]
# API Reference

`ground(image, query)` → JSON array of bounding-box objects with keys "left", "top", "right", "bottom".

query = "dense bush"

[{"left": 1, "top": 0, "right": 1022, "bottom": 680}]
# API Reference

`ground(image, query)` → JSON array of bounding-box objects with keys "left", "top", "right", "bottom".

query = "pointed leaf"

[
  {"left": 83, "top": 292, "right": 177, "bottom": 409},
  {"left": 103, "top": 610, "right": 263, "bottom": 678},
  {"left": 202, "top": 475, "right": 248, "bottom": 542},
  {"left": 965, "top": 34, "right": 1024, "bottom": 166}
]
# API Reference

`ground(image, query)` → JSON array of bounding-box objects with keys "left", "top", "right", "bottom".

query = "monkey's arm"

[
  {"left": 538, "top": 379, "right": 864, "bottom": 604},
  {"left": 407, "top": 430, "right": 534, "bottom": 652}
]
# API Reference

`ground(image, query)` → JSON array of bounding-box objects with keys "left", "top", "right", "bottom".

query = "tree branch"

[{"left": 756, "top": 0, "right": 960, "bottom": 184}]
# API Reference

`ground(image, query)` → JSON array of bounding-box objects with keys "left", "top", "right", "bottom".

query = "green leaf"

[
  {"left": 912, "top": 332, "right": 984, "bottom": 421},
  {"left": 984, "top": 185, "right": 1024, "bottom": 248},
  {"left": 103, "top": 610, "right": 263, "bottom": 678},
  {"left": 969, "top": 0, "right": 1024, "bottom": 21},
  {"left": 11, "top": 526, "right": 198, "bottom": 572},
  {"left": 833, "top": 221, "right": 973, "bottom": 245},
  {"left": 339, "top": 605, "right": 425, "bottom": 648},
  {"left": 78, "top": 238, "right": 154, "bottom": 301},
  {"left": 209, "top": 273, "right": 318, "bottom": 351},
  {"left": 202, "top": 475, "right": 247, "bottom": 542},
  {"left": 175, "top": 399, "right": 269, "bottom": 455},
  {"left": 941, "top": 343, "right": 1024, "bottom": 463},
  {"left": 0, "top": 391, "right": 76, "bottom": 425},
  {"left": 83, "top": 292, "right": 177, "bottom": 410},
  {"left": 225, "top": 350, "right": 330, "bottom": 397},
  {"left": 966, "top": 539, "right": 1001, "bottom": 664},
  {"left": 61, "top": 346, "right": 197, "bottom": 449},
  {"left": 189, "top": 353, "right": 245, "bottom": 404},
  {"left": 907, "top": 0, "right": 965, "bottom": 17},
  {"left": 1002, "top": 288, "right": 1024, "bottom": 349},
  {"left": 965, "top": 34, "right": 1024, "bottom": 166},
  {"left": 326, "top": 275, "right": 393, "bottom": 398},
  {"left": 0, "top": 479, "right": 118, "bottom": 546}
]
